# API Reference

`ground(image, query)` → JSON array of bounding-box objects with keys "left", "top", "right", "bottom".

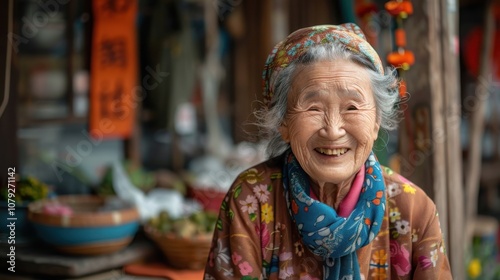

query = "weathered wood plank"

[
  {"left": 439, "top": 0, "right": 465, "bottom": 278},
  {"left": 425, "top": 0, "right": 450, "bottom": 261},
  {"left": 404, "top": 0, "right": 448, "bottom": 229}
]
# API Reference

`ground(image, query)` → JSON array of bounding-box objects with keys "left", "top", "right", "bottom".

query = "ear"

[{"left": 279, "top": 121, "right": 290, "bottom": 143}]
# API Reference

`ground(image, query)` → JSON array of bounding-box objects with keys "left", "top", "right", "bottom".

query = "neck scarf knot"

[{"left": 282, "top": 151, "right": 386, "bottom": 279}]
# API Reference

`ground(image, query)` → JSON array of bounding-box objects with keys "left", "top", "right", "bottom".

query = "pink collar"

[{"left": 309, "top": 165, "right": 365, "bottom": 218}]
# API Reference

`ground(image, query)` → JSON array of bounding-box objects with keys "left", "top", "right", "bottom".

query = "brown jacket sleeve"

[
  {"left": 409, "top": 188, "right": 452, "bottom": 279},
  {"left": 204, "top": 175, "right": 264, "bottom": 279},
  {"left": 385, "top": 172, "right": 453, "bottom": 280}
]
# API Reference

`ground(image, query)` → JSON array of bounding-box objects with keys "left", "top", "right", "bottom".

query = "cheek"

[
  {"left": 346, "top": 113, "right": 379, "bottom": 142},
  {"left": 286, "top": 114, "right": 321, "bottom": 141},
  {"left": 287, "top": 124, "right": 309, "bottom": 142}
]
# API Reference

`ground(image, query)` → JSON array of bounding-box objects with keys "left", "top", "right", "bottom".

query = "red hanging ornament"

[{"left": 385, "top": 0, "right": 413, "bottom": 18}]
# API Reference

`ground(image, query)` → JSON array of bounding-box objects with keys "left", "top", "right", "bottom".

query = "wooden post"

[
  {"left": 403, "top": 0, "right": 446, "bottom": 239},
  {"left": 426, "top": 0, "right": 449, "bottom": 262},
  {"left": 440, "top": 0, "right": 465, "bottom": 278},
  {"left": 403, "top": 0, "right": 464, "bottom": 278}
]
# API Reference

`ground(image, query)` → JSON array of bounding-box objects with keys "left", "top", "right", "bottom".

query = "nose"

[{"left": 318, "top": 111, "right": 346, "bottom": 139}]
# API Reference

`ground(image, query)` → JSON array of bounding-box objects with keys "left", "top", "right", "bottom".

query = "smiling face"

[{"left": 279, "top": 59, "right": 380, "bottom": 186}]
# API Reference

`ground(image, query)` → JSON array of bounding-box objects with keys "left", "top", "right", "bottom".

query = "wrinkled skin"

[{"left": 279, "top": 59, "right": 380, "bottom": 207}]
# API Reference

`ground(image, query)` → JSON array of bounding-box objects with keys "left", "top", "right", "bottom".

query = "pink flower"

[
  {"left": 418, "top": 249, "right": 439, "bottom": 270},
  {"left": 253, "top": 184, "right": 270, "bottom": 203},
  {"left": 260, "top": 223, "right": 271, "bottom": 255},
  {"left": 239, "top": 195, "right": 258, "bottom": 214},
  {"left": 238, "top": 261, "right": 253, "bottom": 276},
  {"left": 418, "top": 255, "right": 433, "bottom": 269},
  {"left": 279, "top": 251, "right": 292, "bottom": 260},
  {"left": 387, "top": 183, "right": 402, "bottom": 198},
  {"left": 42, "top": 203, "right": 73, "bottom": 216},
  {"left": 398, "top": 174, "right": 412, "bottom": 184},
  {"left": 231, "top": 252, "right": 242, "bottom": 265},
  {"left": 300, "top": 275, "right": 320, "bottom": 280},
  {"left": 279, "top": 266, "right": 294, "bottom": 278},
  {"left": 389, "top": 240, "right": 411, "bottom": 276}
]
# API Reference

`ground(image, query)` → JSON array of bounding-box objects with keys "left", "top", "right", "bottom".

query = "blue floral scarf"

[{"left": 282, "top": 150, "right": 386, "bottom": 279}]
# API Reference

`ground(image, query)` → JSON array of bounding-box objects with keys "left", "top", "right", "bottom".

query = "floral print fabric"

[
  {"left": 204, "top": 156, "right": 452, "bottom": 279},
  {"left": 262, "top": 24, "right": 384, "bottom": 108}
]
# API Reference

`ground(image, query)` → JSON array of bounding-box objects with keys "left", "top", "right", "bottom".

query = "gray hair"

[{"left": 255, "top": 43, "right": 401, "bottom": 158}]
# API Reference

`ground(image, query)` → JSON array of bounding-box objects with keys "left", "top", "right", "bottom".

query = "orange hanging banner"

[{"left": 89, "top": 0, "right": 138, "bottom": 139}]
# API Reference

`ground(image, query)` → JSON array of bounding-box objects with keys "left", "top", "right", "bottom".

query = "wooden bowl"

[{"left": 28, "top": 195, "right": 140, "bottom": 255}]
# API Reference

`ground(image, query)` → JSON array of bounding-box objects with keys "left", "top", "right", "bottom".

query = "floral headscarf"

[{"left": 261, "top": 23, "right": 384, "bottom": 108}]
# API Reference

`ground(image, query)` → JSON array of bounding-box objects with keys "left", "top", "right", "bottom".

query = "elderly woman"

[{"left": 204, "top": 24, "right": 452, "bottom": 279}]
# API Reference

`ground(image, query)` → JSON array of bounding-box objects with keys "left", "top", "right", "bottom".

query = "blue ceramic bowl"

[{"left": 28, "top": 195, "right": 140, "bottom": 255}]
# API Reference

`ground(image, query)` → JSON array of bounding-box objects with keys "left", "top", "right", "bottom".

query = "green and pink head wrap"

[{"left": 262, "top": 23, "right": 384, "bottom": 108}]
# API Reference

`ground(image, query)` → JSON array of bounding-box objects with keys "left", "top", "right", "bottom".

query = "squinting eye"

[
  {"left": 308, "top": 107, "right": 321, "bottom": 112},
  {"left": 347, "top": 105, "right": 358, "bottom": 111}
]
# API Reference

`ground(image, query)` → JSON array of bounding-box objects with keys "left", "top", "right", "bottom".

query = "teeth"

[{"left": 318, "top": 148, "right": 348, "bottom": 156}]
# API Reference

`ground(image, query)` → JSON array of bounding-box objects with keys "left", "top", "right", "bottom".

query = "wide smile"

[{"left": 315, "top": 147, "right": 349, "bottom": 157}]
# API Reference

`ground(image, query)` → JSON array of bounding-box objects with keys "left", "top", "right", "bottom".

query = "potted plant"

[{"left": 1, "top": 176, "right": 51, "bottom": 244}]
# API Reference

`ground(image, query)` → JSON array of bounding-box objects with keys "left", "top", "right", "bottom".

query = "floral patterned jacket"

[{"left": 204, "top": 157, "right": 452, "bottom": 279}]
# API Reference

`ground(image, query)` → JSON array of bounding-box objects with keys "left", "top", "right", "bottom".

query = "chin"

[{"left": 313, "top": 172, "right": 353, "bottom": 185}]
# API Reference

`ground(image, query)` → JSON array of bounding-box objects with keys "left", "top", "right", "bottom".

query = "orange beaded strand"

[{"left": 385, "top": 0, "right": 414, "bottom": 98}]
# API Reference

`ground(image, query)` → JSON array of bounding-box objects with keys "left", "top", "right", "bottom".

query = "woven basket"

[{"left": 144, "top": 224, "right": 212, "bottom": 270}]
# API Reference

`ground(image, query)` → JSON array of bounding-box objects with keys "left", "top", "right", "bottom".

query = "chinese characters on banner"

[{"left": 89, "top": 0, "right": 138, "bottom": 139}]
